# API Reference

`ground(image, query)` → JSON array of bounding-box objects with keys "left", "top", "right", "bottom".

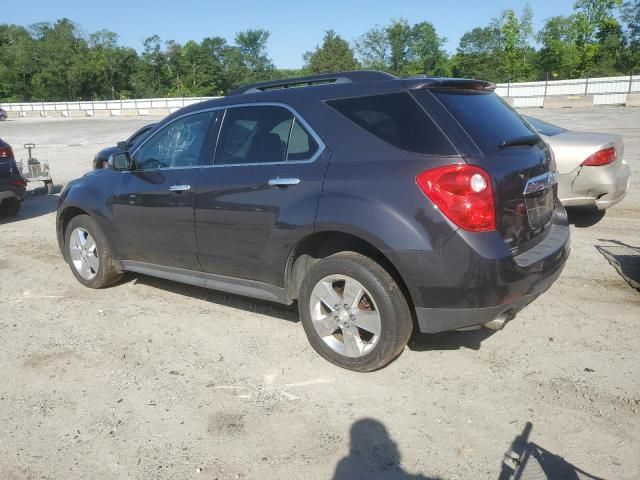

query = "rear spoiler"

[{"left": 404, "top": 76, "right": 496, "bottom": 92}]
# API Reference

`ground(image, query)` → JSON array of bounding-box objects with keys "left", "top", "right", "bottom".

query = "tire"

[
  {"left": 298, "top": 251, "right": 413, "bottom": 372},
  {"left": 45, "top": 180, "right": 54, "bottom": 195},
  {"left": 65, "top": 214, "right": 123, "bottom": 288},
  {"left": 0, "top": 198, "right": 20, "bottom": 217}
]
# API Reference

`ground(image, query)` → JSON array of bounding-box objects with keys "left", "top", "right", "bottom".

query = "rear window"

[
  {"left": 522, "top": 115, "right": 567, "bottom": 137},
  {"left": 425, "top": 90, "right": 538, "bottom": 155},
  {"left": 326, "top": 93, "right": 455, "bottom": 155}
]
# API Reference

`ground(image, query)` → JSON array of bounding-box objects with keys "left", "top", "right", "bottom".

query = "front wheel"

[
  {"left": 65, "top": 215, "right": 123, "bottom": 288},
  {"left": 298, "top": 252, "right": 413, "bottom": 372}
]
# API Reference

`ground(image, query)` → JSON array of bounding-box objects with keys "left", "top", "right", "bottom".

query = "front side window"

[
  {"left": 214, "top": 106, "right": 319, "bottom": 165},
  {"left": 134, "top": 111, "right": 213, "bottom": 170}
]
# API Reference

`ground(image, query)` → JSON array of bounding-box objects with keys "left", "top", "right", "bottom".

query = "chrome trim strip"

[{"left": 524, "top": 171, "right": 558, "bottom": 195}]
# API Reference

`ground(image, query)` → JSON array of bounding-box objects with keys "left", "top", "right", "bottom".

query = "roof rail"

[{"left": 228, "top": 70, "right": 397, "bottom": 95}]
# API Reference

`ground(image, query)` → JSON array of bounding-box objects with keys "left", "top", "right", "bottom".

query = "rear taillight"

[
  {"left": 0, "top": 146, "right": 13, "bottom": 159},
  {"left": 10, "top": 178, "right": 27, "bottom": 187},
  {"left": 581, "top": 147, "right": 616, "bottom": 166},
  {"left": 416, "top": 164, "right": 496, "bottom": 232}
]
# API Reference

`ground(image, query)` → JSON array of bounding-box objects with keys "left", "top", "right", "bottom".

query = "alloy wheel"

[
  {"left": 69, "top": 227, "right": 99, "bottom": 281},
  {"left": 309, "top": 274, "right": 382, "bottom": 358}
]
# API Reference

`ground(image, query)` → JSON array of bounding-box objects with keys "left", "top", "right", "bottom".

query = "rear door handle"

[
  {"left": 268, "top": 177, "right": 301, "bottom": 187},
  {"left": 169, "top": 184, "right": 191, "bottom": 192}
]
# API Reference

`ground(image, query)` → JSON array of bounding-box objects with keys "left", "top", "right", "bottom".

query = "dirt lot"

[{"left": 0, "top": 108, "right": 639, "bottom": 480}]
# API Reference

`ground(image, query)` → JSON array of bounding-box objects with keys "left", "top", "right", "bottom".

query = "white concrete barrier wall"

[
  {"left": 1, "top": 75, "right": 639, "bottom": 115},
  {"left": 0, "top": 96, "right": 218, "bottom": 117},
  {"left": 495, "top": 74, "right": 640, "bottom": 108}
]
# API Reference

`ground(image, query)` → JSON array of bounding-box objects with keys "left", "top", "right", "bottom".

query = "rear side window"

[
  {"left": 425, "top": 90, "right": 538, "bottom": 155},
  {"left": 287, "top": 120, "right": 319, "bottom": 161},
  {"left": 326, "top": 93, "right": 455, "bottom": 155},
  {"left": 215, "top": 106, "right": 320, "bottom": 165}
]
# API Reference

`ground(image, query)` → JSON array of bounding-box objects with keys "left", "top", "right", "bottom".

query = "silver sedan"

[{"left": 523, "top": 115, "right": 631, "bottom": 210}]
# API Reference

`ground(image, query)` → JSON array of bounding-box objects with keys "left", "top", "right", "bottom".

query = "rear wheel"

[
  {"left": 298, "top": 252, "right": 413, "bottom": 371},
  {"left": 0, "top": 198, "right": 20, "bottom": 217},
  {"left": 65, "top": 215, "right": 123, "bottom": 288}
]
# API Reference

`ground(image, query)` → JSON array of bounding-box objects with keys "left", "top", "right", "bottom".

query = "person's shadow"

[{"left": 332, "top": 419, "right": 441, "bottom": 480}]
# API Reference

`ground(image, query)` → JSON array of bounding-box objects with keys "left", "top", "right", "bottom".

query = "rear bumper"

[
  {"left": 414, "top": 256, "right": 563, "bottom": 332},
  {"left": 559, "top": 160, "right": 631, "bottom": 210},
  {"left": 388, "top": 208, "right": 570, "bottom": 333},
  {"left": 0, "top": 186, "right": 26, "bottom": 202}
]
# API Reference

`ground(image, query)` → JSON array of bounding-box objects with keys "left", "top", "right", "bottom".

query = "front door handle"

[
  {"left": 169, "top": 184, "right": 191, "bottom": 192},
  {"left": 268, "top": 177, "right": 301, "bottom": 187}
]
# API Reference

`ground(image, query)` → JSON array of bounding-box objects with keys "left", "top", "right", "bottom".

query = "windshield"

[
  {"left": 522, "top": 115, "right": 567, "bottom": 137},
  {"left": 421, "top": 90, "right": 539, "bottom": 155}
]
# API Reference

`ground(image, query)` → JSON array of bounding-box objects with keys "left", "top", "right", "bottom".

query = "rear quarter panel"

[{"left": 316, "top": 150, "right": 462, "bottom": 307}]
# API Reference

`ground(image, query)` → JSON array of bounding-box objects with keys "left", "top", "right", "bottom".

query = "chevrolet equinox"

[{"left": 57, "top": 71, "right": 570, "bottom": 371}]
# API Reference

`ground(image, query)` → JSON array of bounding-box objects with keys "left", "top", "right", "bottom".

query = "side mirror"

[
  {"left": 117, "top": 141, "right": 128, "bottom": 149},
  {"left": 108, "top": 152, "right": 132, "bottom": 171}
]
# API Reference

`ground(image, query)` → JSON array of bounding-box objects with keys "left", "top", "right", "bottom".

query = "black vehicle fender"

[{"left": 56, "top": 171, "right": 121, "bottom": 261}]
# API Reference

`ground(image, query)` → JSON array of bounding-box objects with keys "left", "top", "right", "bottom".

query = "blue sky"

[{"left": 4, "top": 0, "right": 576, "bottom": 68}]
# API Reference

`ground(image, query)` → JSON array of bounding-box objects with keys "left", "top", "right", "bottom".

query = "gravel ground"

[{"left": 0, "top": 108, "right": 639, "bottom": 480}]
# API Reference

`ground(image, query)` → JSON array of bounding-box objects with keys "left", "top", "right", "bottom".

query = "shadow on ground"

[
  {"left": 332, "top": 419, "right": 606, "bottom": 479},
  {"left": 332, "top": 418, "right": 441, "bottom": 480},
  {"left": 408, "top": 328, "right": 496, "bottom": 352},
  {"left": 126, "top": 274, "right": 504, "bottom": 346},
  {"left": 498, "top": 422, "right": 606, "bottom": 480},
  {"left": 0, "top": 188, "right": 60, "bottom": 224},
  {"left": 567, "top": 207, "right": 606, "bottom": 228},
  {"left": 595, "top": 239, "right": 640, "bottom": 291},
  {"left": 130, "top": 274, "right": 299, "bottom": 322}
]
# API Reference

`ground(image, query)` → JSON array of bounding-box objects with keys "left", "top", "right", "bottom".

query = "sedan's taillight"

[
  {"left": 581, "top": 147, "right": 616, "bottom": 166},
  {"left": 10, "top": 178, "right": 27, "bottom": 187},
  {"left": 416, "top": 164, "right": 496, "bottom": 232},
  {"left": 0, "top": 146, "right": 13, "bottom": 159}
]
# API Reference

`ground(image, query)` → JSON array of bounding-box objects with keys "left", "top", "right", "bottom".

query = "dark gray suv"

[{"left": 56, "top": 71, "right": 570, "bottom": 371}]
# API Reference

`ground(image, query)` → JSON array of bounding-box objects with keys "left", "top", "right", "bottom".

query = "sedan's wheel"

[
  {"left": 69, "top": 227, "right": 100, "bottom": 281},
  {"left": 299, "top": 252, "right": 413, "bottom": 371},
  {"left": 65, "top": 214, "right": 123, "bottom": 288}
]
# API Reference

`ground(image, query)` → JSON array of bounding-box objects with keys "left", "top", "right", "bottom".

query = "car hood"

[
  {"left": 96, "top": 145, "right": 124, "bottom": 160},
  {"left": 542, "top": 131, "right": 624, "bottom": 174}
]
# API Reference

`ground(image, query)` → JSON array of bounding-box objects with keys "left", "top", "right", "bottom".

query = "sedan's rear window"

[
  {"left": 423, "top": 90, "right": 538, "bottom": 155},
  {"left": 522, "top": 115, "right": 567, "bottom": 137},
  {"left": 326, "top": 93, "right": 455, "bottom": 155}
]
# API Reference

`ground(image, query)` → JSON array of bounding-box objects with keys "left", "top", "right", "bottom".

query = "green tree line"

[{"left": 1, "top": 0, "right": 639, "bottom": 102}]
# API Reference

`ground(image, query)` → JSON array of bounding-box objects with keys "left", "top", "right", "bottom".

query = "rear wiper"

[{"left": 499, "top": 135, "right": 540, "bottom": 149}]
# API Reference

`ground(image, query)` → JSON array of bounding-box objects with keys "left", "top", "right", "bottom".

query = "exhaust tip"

[{"left": 483, "top": 313, "right": 513, "bottom": 331}]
